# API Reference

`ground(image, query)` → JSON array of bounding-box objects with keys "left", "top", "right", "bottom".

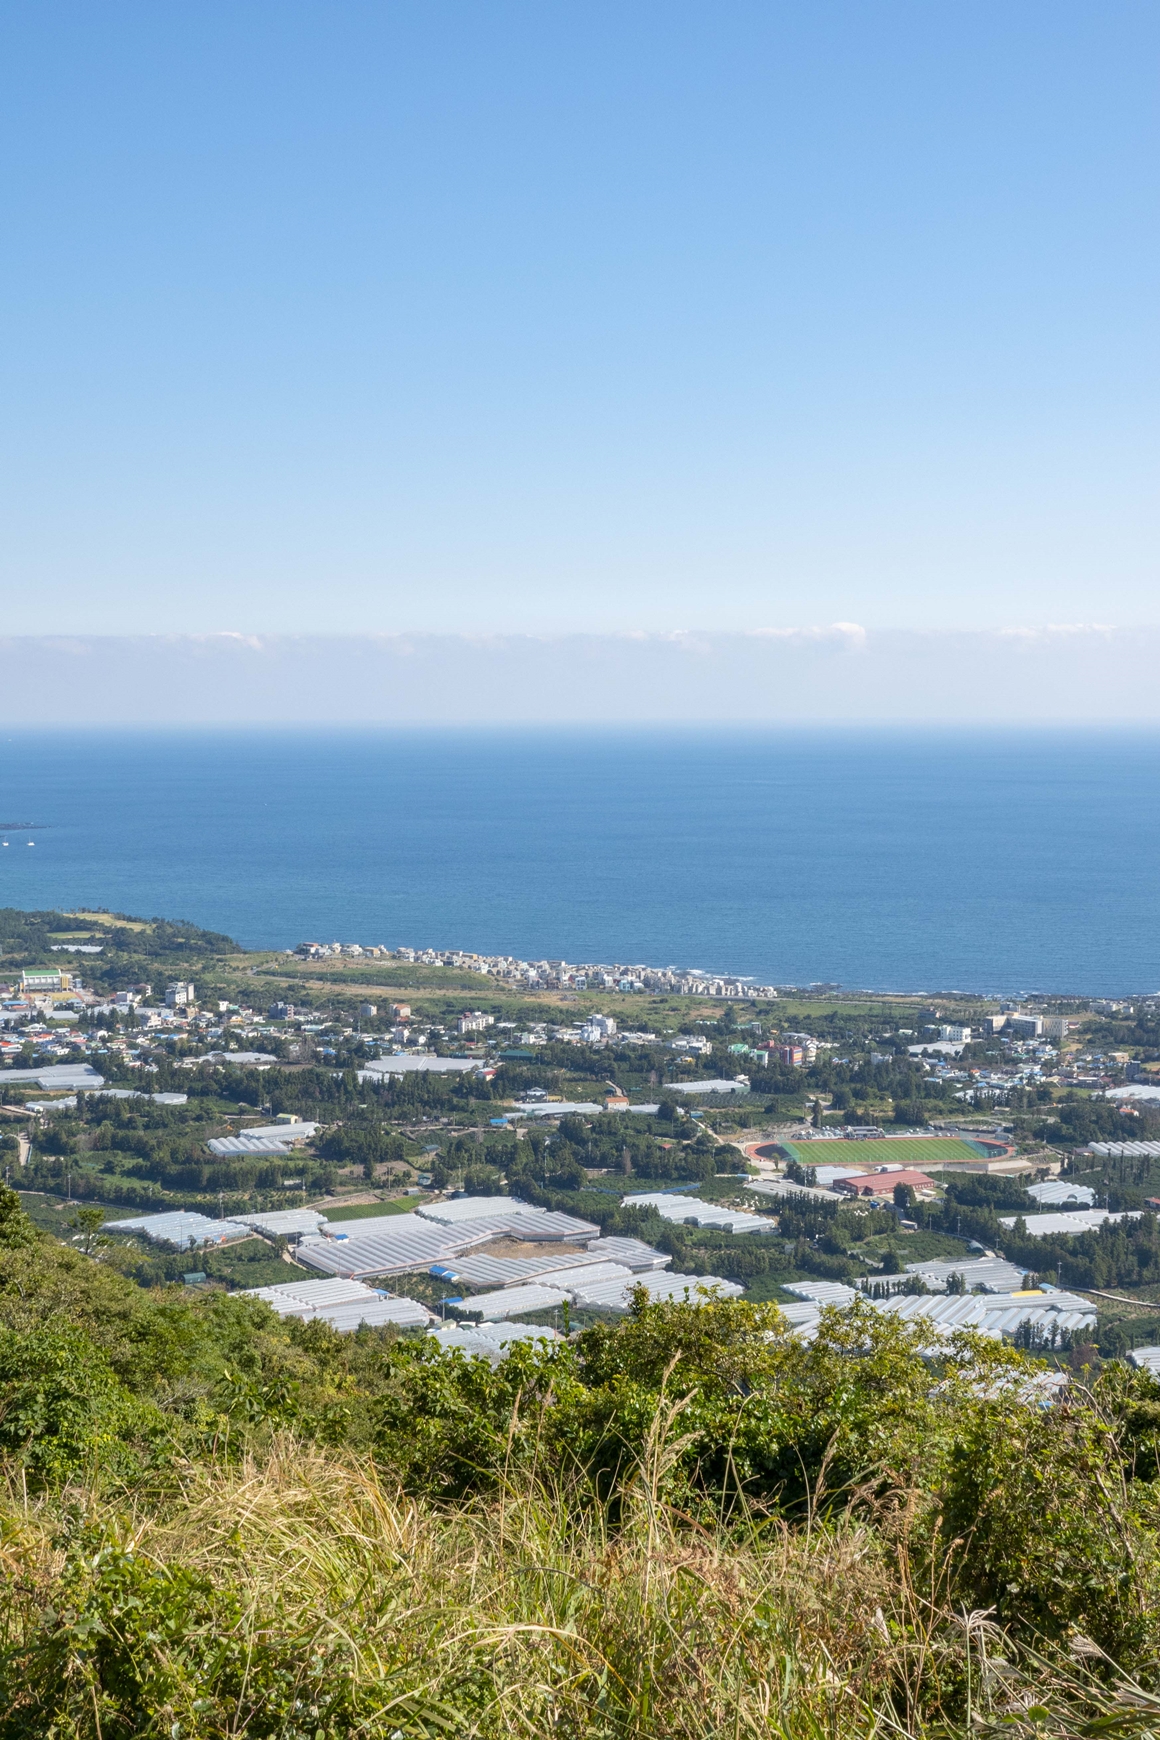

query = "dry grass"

[
  {"left": 0, "top": 1432, "right": 1149, "bottom": 1739},
  {"left": 152, "top": 1442, "right": 916, "bottom": 1738}
]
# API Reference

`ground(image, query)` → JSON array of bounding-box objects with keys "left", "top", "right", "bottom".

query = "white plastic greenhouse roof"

[
  {"left": 512, "top": 1101, "right": 605, "bottom": 1116},
  {"left": 775, "top": 1284, "right": 1096, "bottom": 1347},
  {"left": 997, "top": 1209, "right": 1140, "bottom": 1237},
  {"left": 295, "top": 1214, "right": 481, "bottom": 1277},
  {"left": 104, "top": 1210, "right": 251, "bottom": 1249},
  {"left": 549, "top": 1261, "right": 638, "bottom": 1294},
  {"left": 745, "top": 1178, "right": 844, "bottom": 1203},
  {"left": 620, "top": 1191, "right": 776, "bottom": 1234},
  {"left": 431, "top": 1240, "right": 671, "bottom": 1294},
  {"left": 0, "top": 1063, "right": 106, "bottom": 1088},
  {"left": 416, "top": 1198, "right": 601, "bottom": 1241},
  {"left": 233, "top": 1209, "right": 328, "bottom": 1237},
  {"left": 568, "top": 1270, "right": 743, "bottom": 1310},
  {"left": 775, "top": 1301, "right": 827, "bottom": 1331},
  {"left": 668, "top": 1079, "right": 748, "bottom": 1095},
  {"left": 243, "top": 1275, "right": 433, "bottom": 1331},
  {"left": 314, "top": 1296, "right": 433, "bottom": 1331},
  {"left": 235, "top": 1123, "right": 320, "bottom": 1142},
  {"left": 584, "top": 1236, "right": 671, "bottom": 1271},
  {"left": 781, "top": 1281, "right": 860, "bottom": 1305},
  {"left": 496, "top": 1208, "right": 602, "bottom": 1240},
  {"left": 245, "top": 1277, "right": 381, "bottom": 1313},
  {"left": 1026, "top": 1180, "right": 1096, "bottom": 1207},
  {"left": 207, "top": 1135, "right": 295, "bottom": 1156},
  {"left": 293, "top": 1209, "right": 603, "bottom": 1280},
  {"left": 359, "top": 1056, "right": 481, "bottom": 1076},
  {"left": 427, "top": 1322, "right": 561, "bottom": 1363},
  {"left": 416, "top": 1195, "right": 520, "bottom": 1223},
  {"left": 424, "top": 1207, "right": 601, "bottom": 1243},
  {"left": 458, "top": 1284, "right": 570, "bottom": 1320},
  {"left": 436, "top": 1249, "right": 606, "bottom": 1289},
  {"left": 903, "top": 1257, "right": 1028, "bottom": 1293},
  {"left": 87, "top": 1088, "right": 188, "bottom": 1105}
]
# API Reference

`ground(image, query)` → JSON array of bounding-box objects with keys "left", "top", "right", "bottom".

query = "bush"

[
  {"left": 7, "top": 1184, "right": 1160, "bottom": 1731},
  {"left": 0, "top": 1324, "right": 161, "bottom": 1484}
]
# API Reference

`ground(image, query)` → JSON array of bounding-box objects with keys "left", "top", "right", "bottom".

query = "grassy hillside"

[{"left": 3, "top": 1181, "right": 1160, "bottom": 1736}]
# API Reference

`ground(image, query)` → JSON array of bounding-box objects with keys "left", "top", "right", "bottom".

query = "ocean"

[{"left": 0, "top": 727, "right": 1157, "bottom": 995}]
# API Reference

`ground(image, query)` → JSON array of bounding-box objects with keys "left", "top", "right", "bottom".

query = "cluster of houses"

[{"left": 293, "top": 940, "right": 779, "bottom": 1000}]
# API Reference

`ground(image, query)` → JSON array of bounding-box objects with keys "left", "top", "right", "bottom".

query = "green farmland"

[{"left": 778, "top": 1135, "right": 1005, "bottom": 1169}]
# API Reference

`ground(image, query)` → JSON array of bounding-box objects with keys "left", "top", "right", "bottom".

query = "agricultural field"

[{"left": 320, "top": 1196, "right": 419, "bottom": 1221}]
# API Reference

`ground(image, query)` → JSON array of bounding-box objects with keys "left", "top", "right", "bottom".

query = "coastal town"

[
  {"left": 293, "top": 937, "right": 783, "bottom": 999},
  {"left": 3, "top": 904, "right": 1160, "bottom": 1374}
]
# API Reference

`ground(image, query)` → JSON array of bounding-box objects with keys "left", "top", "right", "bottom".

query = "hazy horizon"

[{"left": 2, "top": 627, "right": 1158, "bottom": 725}]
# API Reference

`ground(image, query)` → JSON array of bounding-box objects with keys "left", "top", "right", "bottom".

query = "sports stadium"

[{"left": 770, "top": 1135, "right": 1014, "bottom": 1169}]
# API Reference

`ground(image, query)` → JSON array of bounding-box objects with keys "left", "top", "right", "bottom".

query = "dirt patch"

[{"left": 471, "top": 1236, "right": 589, "bottom": 1259}]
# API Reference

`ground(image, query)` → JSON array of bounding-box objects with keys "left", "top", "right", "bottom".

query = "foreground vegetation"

[{"left": 4, "top": 1184, "right": 1160, "bottom": 1737}]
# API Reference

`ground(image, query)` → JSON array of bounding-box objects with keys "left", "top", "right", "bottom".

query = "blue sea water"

[{"left": 0, "top": 728, "right": 1157, "bottom": 995}]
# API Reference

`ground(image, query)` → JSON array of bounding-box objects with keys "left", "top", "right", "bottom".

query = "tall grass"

[{"left": 2, "top": 1424, "right": 1146, "bottom": 1740}]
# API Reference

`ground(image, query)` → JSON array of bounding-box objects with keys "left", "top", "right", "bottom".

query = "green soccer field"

[{"left": 778, "top": 1136, "right": 1001, "bottom": 1169}]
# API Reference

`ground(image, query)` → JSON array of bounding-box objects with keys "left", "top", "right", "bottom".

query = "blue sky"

[{"left": 2, "top": 1, "right": 1157, "bottom": 636}]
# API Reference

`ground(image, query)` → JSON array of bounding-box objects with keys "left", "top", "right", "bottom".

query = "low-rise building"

[
  {"left": 20, "top": 969, "right": 72, "bottom": 994},
  {"left": 835, "top": 1168, "right": 936, "bottom": 1199}
]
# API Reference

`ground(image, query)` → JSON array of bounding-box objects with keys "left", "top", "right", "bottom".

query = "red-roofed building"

[{"left": 835, "top": 1168, "right": 936, "bottom": 1199}]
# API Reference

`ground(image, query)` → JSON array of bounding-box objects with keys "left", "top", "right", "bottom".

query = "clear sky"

[{"left": 2, "top": 1, "right": 1157, "bottom": 637}]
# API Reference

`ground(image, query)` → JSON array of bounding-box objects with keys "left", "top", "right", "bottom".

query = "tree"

[
  {"left": 0, "top": 1180, "right": 37, "bottom": 1250},
  {"left": 70, "top": 1205, "right": 106, "bottom": 1255},
  {"left": 0, "top": 1323, "right": 156, "bottom": 1484},
  {"left": 316, "top": 1123, "right": 406, "bottom": 1171}
]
